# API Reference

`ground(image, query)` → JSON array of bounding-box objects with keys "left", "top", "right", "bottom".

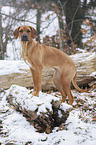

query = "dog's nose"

[{"left": 21, "top": 34, "right": 29, "bottom": 41}]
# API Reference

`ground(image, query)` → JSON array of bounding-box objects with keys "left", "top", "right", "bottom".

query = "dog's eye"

[
  {"left": 27, "top": 30, "right": 30, "bottom": 33},
  {"left": 19, "top": 29, "right": 23, "bottom": 33}
]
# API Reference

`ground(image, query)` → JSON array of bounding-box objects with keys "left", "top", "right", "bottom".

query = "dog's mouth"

[
  {"left": 21, "top": 39, "right": 29, "bottom": 41},
  {"left": 21, "top": 34, "right": 29, "bottom": 41}
]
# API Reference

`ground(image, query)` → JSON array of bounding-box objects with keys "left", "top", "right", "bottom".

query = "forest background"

[{"left": 0, "top": 0, "right": 96, "bottom": 60}]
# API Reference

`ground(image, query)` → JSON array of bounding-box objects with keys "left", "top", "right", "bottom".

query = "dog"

[{"left": 13, "top": 25, "right": 88, "bottom": 105}]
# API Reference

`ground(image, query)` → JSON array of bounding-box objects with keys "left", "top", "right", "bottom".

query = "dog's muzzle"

[{"left": 21, "top": 34, "right": 29, "bottom": 41}]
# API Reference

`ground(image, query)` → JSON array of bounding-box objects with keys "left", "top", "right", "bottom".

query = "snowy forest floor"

[{"left": 0, "top": 85, "right": 96, "bottom": 145}]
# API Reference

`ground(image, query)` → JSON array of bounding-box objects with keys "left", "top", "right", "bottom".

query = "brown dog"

[{"left": 13, "top": 25, "right": 88, "bottom": 105}]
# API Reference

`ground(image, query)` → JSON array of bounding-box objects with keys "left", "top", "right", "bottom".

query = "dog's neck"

[{"left": 21, "top": 39, "right": 37, "bottom": 56}]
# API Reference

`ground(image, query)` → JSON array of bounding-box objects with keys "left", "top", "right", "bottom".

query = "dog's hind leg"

[
  {"left": 53, "top": 67, "right": 67, "bottom": 102},
  {"left": 60, "top": 70, "right": 74, "bottom": 105}
]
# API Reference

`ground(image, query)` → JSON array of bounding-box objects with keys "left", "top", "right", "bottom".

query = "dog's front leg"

[
  {"left": 30, "top": 65, "right": 42, "bottom": 96},
  {"left": 30, "top": 68, "right": 36, "bottom": 91}
]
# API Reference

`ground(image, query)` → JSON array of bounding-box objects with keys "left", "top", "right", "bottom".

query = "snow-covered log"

[
  {"left": 6, "top": 85, "right": 72, "bottom": 133},
  {"left": 0, "top": 52, "right": 96, "bottom": 91},
  {"left": 71, "top": 51, "right": 96, "bottom": 89}
]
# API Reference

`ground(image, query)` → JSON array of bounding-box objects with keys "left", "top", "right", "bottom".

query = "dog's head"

[{"left": 13, "top": 25, "right": 37, "bottom": 41}]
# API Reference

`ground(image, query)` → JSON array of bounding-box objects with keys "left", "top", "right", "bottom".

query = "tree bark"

[{"left": 36, "top": 9, "right": 41, "bottom": 43}]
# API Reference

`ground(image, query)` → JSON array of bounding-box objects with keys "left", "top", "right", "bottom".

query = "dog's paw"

[
  {"left": 32, "top": 91, "right": 39, "bottom": 96},
  {"left": 32, "top": 91, "right": 36, "bottom": 96}
]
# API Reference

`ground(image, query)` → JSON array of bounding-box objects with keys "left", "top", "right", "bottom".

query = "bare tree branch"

[{"left": 1, "top": 12, "right": 36, "bottom": 25}]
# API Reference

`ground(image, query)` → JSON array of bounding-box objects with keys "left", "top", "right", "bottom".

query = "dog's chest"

[
  {"left": 21, "top": 47, "right": 33, "bottom": 69},
  {"left": 23, "top": 53, "right": 33, "bottom": 67},
  {"left": 24, "top": 55, "right": 35, "bottom": 70},
  {"left": 25, "top": 59, "right": 31, "bottom": 67}
]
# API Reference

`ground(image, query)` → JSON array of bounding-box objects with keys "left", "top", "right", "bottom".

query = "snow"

[
  {"left": 0, "top": 60, "right": 29, "bottom": 75},
  {"left": 90, "top": 71, "right": 96, "bottom": 78},
  {"left": 41, "top": 11, "right": 59, "bottom": 40},
  {"left": 81, "top": 0, "right": 91, "bottom": 4},
  {"left": 71, "top": 51, "right": 96, "bottom": 63},
  {"left": 0, "top": 84, "right": 96, "bottom": 145}
]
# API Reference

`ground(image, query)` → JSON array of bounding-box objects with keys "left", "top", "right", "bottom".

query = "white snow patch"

[{"left": 90, "top": 71, "right": 96, "bottom": 78}]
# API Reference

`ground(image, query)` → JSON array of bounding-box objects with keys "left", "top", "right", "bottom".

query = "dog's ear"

[
  {"left": 29, "top": 26, "right": 37, "bottom": 38},
  {"left": 13, "top": 26, "right": 20, "bottom": 39}
]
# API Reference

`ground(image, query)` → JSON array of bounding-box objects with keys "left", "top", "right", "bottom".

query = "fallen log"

[
  {"left": 0, "top": 52, "right": 96, "bottom": 90},
  {"left": 6, "top": 85, "right": 72, "bottom": 133}
]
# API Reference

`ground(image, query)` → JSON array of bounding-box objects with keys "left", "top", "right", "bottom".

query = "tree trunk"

[
  {"left": 36, "top": 9, "right": 41, "bottom": 43},
  {"left": 58, "top": 12, "right": 66, "bottom": 51},
  {"left": 64, "top": 0, "right": 84, "bottom": 47}
]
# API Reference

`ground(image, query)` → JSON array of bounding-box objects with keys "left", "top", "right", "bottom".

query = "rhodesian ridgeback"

[{"left": 13, "top": 25, "right": 88, "bottom": 105}]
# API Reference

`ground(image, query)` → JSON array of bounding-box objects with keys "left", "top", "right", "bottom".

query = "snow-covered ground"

[{"left": 0, "top": 85, "right": 96, "bottom": 145}]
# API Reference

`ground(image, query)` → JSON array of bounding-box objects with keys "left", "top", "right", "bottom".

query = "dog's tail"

[{"left": 72, "top": 72, "right": 89, "bottom": 93}]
